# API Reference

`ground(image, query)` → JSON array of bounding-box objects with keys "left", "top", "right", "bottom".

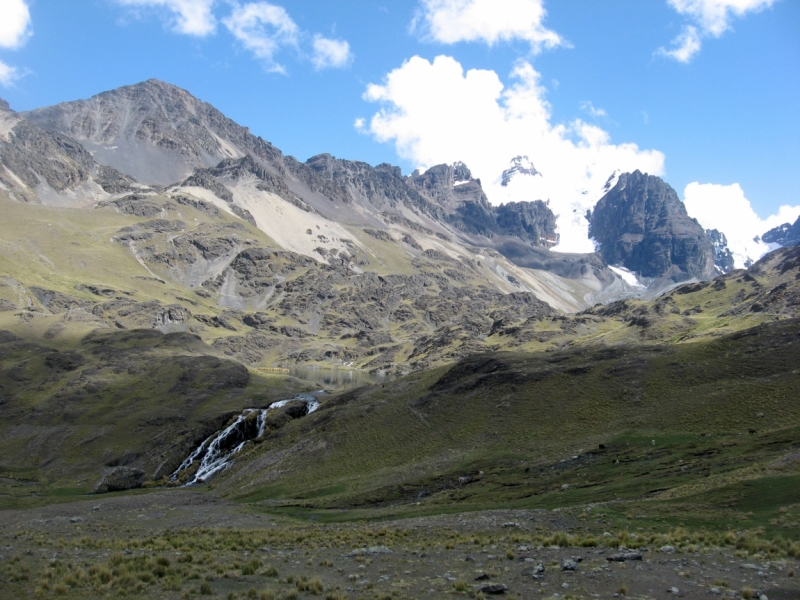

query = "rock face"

[
  {"left": 501, "top": 155, "right": 541, "bottom": 187},
  {"left": 588, "top": 171, "right": 715, "bottom": 280},
  {"left": 407, "top": 162, "right": 558, "bottom": 247},
  {"left": 95, "top": 466, "right": 146, "bottom": 493},
  {"left": 706, "top": 229, "right": 735, "bottom": 273},
  {"left": 24, "top": 79, "right": 284, "bottom": 186},
  {"left": 3, "top": 78, "right": 726, "bottom": 332},
  {"left": 762, "top": 216, "right": 800, "bottom": 248}
]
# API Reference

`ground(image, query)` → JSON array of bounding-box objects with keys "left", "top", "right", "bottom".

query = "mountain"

[
  {"left": 0, "top": 79, "right": 750, "bottom": 382},
  {"left": 705, "top": 228, "right": 736, "bottom": 273},
  {"left": 0, "top": 99, "right": 134, "bottom": 205},
  {"left": 588, "top": 170, "right": 715, "bottom": 281},
  {"left": 762, "top": 215, "right": 800, "bottom": 248},
  {"left": 500, "top": 154, "right": 541, "bottom": 187},
  {"left": 1, "top": 80, "right": 799, "bottom": 580},
  {"left": 2, "top": 239, "right": 799, "bottom": 495}
]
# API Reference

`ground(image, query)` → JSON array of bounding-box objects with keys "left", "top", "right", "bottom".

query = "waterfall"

[{"left": 170, "top": 394, "right": 320, "bottom": 485}]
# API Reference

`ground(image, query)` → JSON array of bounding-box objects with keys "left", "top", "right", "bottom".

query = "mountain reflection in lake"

[{"left": 287, "top": 367, "right": 390, "bottom": 390}]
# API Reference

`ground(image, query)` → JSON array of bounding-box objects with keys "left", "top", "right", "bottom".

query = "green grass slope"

[
  {"left": 0, "top": 328, "right": 308, "bottom": 506},
  {"left": 210, "top": 317, "right": 800, "bottom": 538}
]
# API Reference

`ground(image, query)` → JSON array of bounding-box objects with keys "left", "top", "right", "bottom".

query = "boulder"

[{"left": 94, "top": 467, "right": 146, "bottom": 493}]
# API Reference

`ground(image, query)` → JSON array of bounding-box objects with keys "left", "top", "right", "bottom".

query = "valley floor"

[{"left": 1, "top": 490, "right": 798, "bottom": 600}]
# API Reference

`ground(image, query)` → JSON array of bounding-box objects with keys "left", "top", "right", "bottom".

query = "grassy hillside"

[
  {"left": 207, "top": 317, "right": 800, "bottom": 539},
  {"left": 0, "top": 328, "right": 308, "bottom": 505}
]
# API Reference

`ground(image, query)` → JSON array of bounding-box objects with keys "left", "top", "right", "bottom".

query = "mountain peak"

[
  {"left": 501, "top": 155, "right": 541, "bottom": 187},
  {"left": 589, "top": 171, "right": 715, "bottom": 280},
  {"left": 23, "top": 78, "right": 275, "bottom": 186}
]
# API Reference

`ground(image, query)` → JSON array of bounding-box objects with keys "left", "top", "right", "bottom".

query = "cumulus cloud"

[
  {"left": 658, "top": 0, "right": 776, "bottom": 62},
  {"left": 0, "top": 0, "right": 31, "bottom": 48},
  {"left": 683, "top": 182, "right": 800, "bottom": 267},
  {"left": 223, "top": 2, "right": 299, "bottom": 73},
  {"left": 311, "top": 35, "right": 353, "bottom": 70},
  {"left": 0, "top": 0, "right": 32, "bottom": 87},
  {"left": 362, "top": 55, "right": 665, "bottom": 253},
  {"left": 116, "top": 0, "right": 217, "bottom": 36},
  {"left": 412, "top": 0, "right": 565, "bottom": 54}
]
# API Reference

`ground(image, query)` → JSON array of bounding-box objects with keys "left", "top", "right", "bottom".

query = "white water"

[{"left": 170, "top": 394, "right": 321, "bottom": 485}]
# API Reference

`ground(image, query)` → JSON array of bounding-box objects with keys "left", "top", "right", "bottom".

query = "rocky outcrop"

[
  {"left": 588, "top": 171, "right": 715, "bottom": 280},
  {"left": 494, "top": 201, "right": 558, "bottom": 247},
  {"left": 408, "top": 162, "right": 558, "bottom": 247},
  {"left": 501, "top": 155, "right": 541, "bottom": 187},
  {"left": 762, "top": 215, "right": 800, "bottom": 248},
  {"left": 706, "top": 229, "right": 735, "bottom": 273},
  {"left": 94, "top": 466, "right": 146, "bottom": 493},
  {"left": 0, "top": 100, "right": 91, "bottom": 198}
]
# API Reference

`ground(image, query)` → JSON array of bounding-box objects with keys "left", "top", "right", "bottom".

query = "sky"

[{"left": 0, "top": 0, "right": 798, "bottom": 263}]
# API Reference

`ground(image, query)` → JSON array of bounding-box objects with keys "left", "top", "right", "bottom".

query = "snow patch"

[{"left": 609, "top": 265, "right": 644, "bottom": 288}]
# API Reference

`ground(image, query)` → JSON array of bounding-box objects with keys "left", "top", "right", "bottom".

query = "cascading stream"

[{"left": 170, "top": 394, "right": 320, "bottom": 485}]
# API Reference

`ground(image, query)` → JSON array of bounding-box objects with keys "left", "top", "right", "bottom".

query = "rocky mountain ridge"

[
  {"left": 1, "top": 78, "right": 776, "bottom": 377},
  {"left": 587, "top": 170, "right": 716, "bottom": 281},
  {"left": 763, "top": 215, "right": 800, "bottom": 248}
]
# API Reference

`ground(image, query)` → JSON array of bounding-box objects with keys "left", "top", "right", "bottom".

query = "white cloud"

[
  {"left": 362, "top": 55, "right": 665, "bottom": 253},
  {"left": 683, "top": 182, "right": 800, "bottom": 267},
  {"left": 0, "top": 0, "right": 31, "bottom": 48},
  {"left": 116, "top": 0, "right": 217, "bottom": 36},
  {"left": 657, "top": 25, "right": 702, "bottom": 63},
  {"left": 658, "top": 0, "right": 776, "bottom": 62},
  {"left": 668, "top": 0, "right": 776, "bottom": 35},
  {"left": 0, "top": 60, "right": 20, "bottom": 87},
  {"left": 413, "top": 0, "right": 565, "bottom": 54},
  {"left": 311, "top": 35, "right": 352, "bottom": 70},
  {"left": 580, "top": 100, "right": 607, "bottom": 118},
  {"left": 223, "top": 2, "right": 299, "bottom": 73},
  {"left": 0, "top": 0, "right": 31, "bottom": 87}
]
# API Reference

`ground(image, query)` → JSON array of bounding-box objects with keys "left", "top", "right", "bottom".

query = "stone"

[
  {"left": 346, "top": 546, "right": 392, "bottom": 557},
  {"left": 561, "top": 558, "right": 578, "bottom": 571},
  {"left": 94, "top": 467, "right": 146, "bottom": 493},
  {"left": 607, "top": 551, "right": 643, "bottom": 562},
  {"left": 660, "top": 545, "right": 675, "bottom": 553},
  {"left": 523, "top": 563, "right": 545, "bottom": 579},
  {"left": 478, "top": 583, "right": 508, "bottom": 594}
]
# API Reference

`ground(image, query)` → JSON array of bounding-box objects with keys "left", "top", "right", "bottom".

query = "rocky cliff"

[
  {"left": 762, "top": 215, "right": 800, "bottom": 248},
  {"left": 588, "top": 171, "right": 715, "bottom": 280},
  {"left": 706, "top": 229, "right": 735, "bottom": 274},
  {"left": 3, "top": 79, "right": 713, "bottom": 324}
]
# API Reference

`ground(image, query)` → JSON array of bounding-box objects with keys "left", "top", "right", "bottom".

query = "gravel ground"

[{"left": 1, "top": 490, "right": 798, "bottom": 600}]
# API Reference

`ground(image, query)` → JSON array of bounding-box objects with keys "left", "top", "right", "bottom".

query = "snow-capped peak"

[
  {"left": 602, "top": 170, "right": 621, "bottom": 195},
  {"left": 501, "top": 155, "right": 541, "bottom": 187}
]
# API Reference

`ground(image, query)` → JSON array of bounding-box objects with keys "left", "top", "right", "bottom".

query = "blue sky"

[{"left": 0, "top": 0, "right": 797, "bottom": 260}]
